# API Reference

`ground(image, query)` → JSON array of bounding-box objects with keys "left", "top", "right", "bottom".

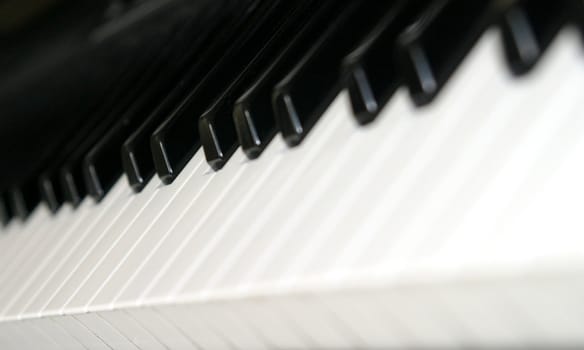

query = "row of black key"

[{"left": 1, "top": 0, "right": 582, "bottom": 226}]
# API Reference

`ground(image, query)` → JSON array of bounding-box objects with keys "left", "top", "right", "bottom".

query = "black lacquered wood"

[
  {"left": 37, "top": 67, "right": 136, "bottom": 212},
  {"left": 200, "top": 1, "right": 313, "bottom": 170},
  {"left": 151, "top": 1, "right": 298, "bottom": 182},
  {"left": 272, "top": 1, "right": 399, "bottom": 146},
  {"left": 501, "top": 0, "right": 574, "bottom": 76},
  {"left": 0, "top": 192, "right": 12, "bottom": 226},
  {"left": 39, "top": 172, "right": 64, "bottom": 214},
  {"left": 83, "top": 122, "right": 128, "bottom": 201},
  {"left": 122, "top": 1, "right": 259, "bottom": 191},
  {"left": 396, "top": 0, "right": 497, "bottom": 106},
  {"left": 57, "top": 44, "right": 165, "bottom": 206},
  {"left": 342, "top": 1, "right": 428, "bottom": 125},
  {"left": 82, "top": 18, "right": 217, "bottom": 200},
  {"left": 8, "top": 179, "right": 40, "bottom": 220},
  {"left": 233, "top": 0, "right": 342, "bottom": 159}
]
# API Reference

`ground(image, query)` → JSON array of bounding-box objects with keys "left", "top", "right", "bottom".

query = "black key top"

[
  {"left": 122, "top": 2, "right": 258, "bottom": 191},
  {"left": 272, "top": 1, "right": 398, "bottom": 146},
  {"left": 200, "top": 2, "right": 314, "bottom": 170},
  {"left": 501, "top": 0, "right": 574, "bottom": 75},
  {"left": 58, "top": 45, "right": 165, "bottom": 205},
  {"left": 233, "top": 0, "right": 343, "bottom": 159},
  {"left": 342, "top": 1, "right": 428, "bottom": 125},
  {"left": 39, "top": 171, "right": 64, "bottom": 214},
  {"left": 37, "top": 70, "right": 134, "bottom": 212},
  {"left": 83, "top": 123, "right": 127, "bottom": 201},
  {"left": 396, "top": 0, "right": 497, "bottom": 106},
  {"left": 84, "top": 4, "right": 250, "bottom": 197},
  {"left": 9, "top": 179, "right": 40, "bottom": 220},
  {"left": 151, "top": 1, "right": 298, "bottom": 182},
  {"left": 60, "top": 106, "right": 131, "bottom": 206},
  {"left": 0, "top": 192, "right": 12, "bottom": 226},
  {"left": 83, "top": 28, "right": 205, "bottom": 200}
]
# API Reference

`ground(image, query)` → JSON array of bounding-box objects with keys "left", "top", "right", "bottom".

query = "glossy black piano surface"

[{"left": 0, "top": 0, "right": 582, "bottom": 224}]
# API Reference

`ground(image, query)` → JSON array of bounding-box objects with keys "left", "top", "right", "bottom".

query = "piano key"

[
  {"left": 0, "top": 207, "right": 73, "bottom": 314},
  {"left": 82, "top": 126, "right": 127, "bottom": 202},
  {"left": 121, "top": 4, "right": 256, "bottom": 192},
  {"left": 39, "top": 172, "right": 64, "bottom": 214},
  {"left": 199, "top": 2, "right": 314, "bottom": 170},
  {"left": 201, "top": 32, "right": 499, "bottom": 293},
  {"left": 36, "top": 67, "right": 147, "bottom": 211},
  {"left": 396, "top": 0, "right": 497, "bottom": 106},
  {"left": 81, "top": 49, "right": 187, "bottom": 202},
  {"left": 9, "top": 180, "right": 41, "bottom": 220},
  {"left": 83, "top": 14, "right": 237, "bottom": 200},
  {"left": 52, "top": 315, "right": 113, "bottom": 350},
  {"left": 272, "top": 1, "right": 398, "bottom": 146},
  {"left": 341, "top": 1, "right": 428, "bottom": 124},
  {"left": 500, "top": 0, "right": 574, "bottom": 75},
  {"left": 73, "top": 313, "right": 140, "bottom": 350},
  {"left": 151, "top": 1, "right": 298, "bottom": 183},
  {"left": 9, "top": 203, "right": 96, "bottom": 318},
  {"left": 87, "top": 153, "right": 209, "bottom": 309},
  {"left": 98, "top": 310, "right": 167, "bottom": 350},
  {"left": 33, "top": 184, "right": 130, "bottom": 317},
  {"left": 0, "top": 192, "right": 12, "bottom": 226},
  {"left": 119, "top": 153, "right": 251, "bottom": 305},
  {"left": 84, "top": 54, "right": 202, "bottom": 202},
  {"left": 82, "top": 68, "right": 176, "bottom": 202},
  {"left": 57, "top": 42, "right": 170, "bottom": 206},
  {"left": 233, "top": 0, "right": 342, "bottom": 159},
  {"left": 0, "top": 206, "right": 51, "bottom": 295},
  {"left": 3, "top": 15, "right": 582, "bottom": 343}
]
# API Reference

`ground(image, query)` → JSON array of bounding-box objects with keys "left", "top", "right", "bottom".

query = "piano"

[{"left": 0, "top": 0, "right": 583, "bottom": 348}]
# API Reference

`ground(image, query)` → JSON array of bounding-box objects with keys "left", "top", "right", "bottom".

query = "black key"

[
  {"left": 83, "top": 123, "right": 127, "bottom": 201},
  {"left": 200, "top": 2, "right": 314, "bottom": 170},
  {"left": 272, "top": 1, "right": 398, "bottom": 146},
  {"left": 84, "top": 4, "right": 249, "bottom": 197},
  {"left": 58, "top": 45, "right": 166, "bottom": 205},
  {"left": 396, "top": 0, "right": 497, "bottom": 106},
  {"left": 0, "top": 192, "right": 12, "bottom": 226},
  {"left": 122, "top": 1, "right": 259, "bottom": 191},
  {"left": 233, "top": 0, "right": 343, "bottom": 159},
  {"left": 60, "top": 104, "right": 132, "bottom": 206},
  {"left": 37, "top": 69, "right": 134, "bottom": 212},
  {"left": 151, "top": 1, "right": 298, "bottom": 182},
  {"left": 9, "top": 179, "right": 40, "bottom": 220},
  {"left": 501, "top": 0, "right": 574, "bottom": 75},
  {"left": 342, "top": 1, "right": 428, "bottom": 125},
  {"left": 39, "top": 170, "right": 64, "bottom": 214},
  {"left": 60, "top": 92, "right": 140, "bottom": 206},
  {"left": 83, "top": 30, "right": 202, "bottom": 200}
]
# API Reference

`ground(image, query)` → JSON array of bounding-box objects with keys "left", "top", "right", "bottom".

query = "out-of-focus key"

[
  {"left": 37, "top": 66, "right": 144, "bottom": 211},
  {"left": 397, "top": 0, "right": 497, "bottom": 106},
  {"left": 151, "top": 1, "right": 295, "bottom": 182},
  {"left": 200, "top": 2, "right": 313, "bottom": 170},
  {"left": 122, "top": 2, "right": 256, "bottom": 191},
  {"left": 233, "top": 0, "right": 342, "bottom": 159},
  {"left": 272, "top": 1, "right": 397, "bottom": 146},
  {"left": 8, "top": 179, "right": 40, "bottom": 220},
  {"left": 0, "top": 192, "right": 12, "bottom": 226},
  {"left": 59, "top": 53, "right": 160, "bottom": 206},
  {"left": 342, "top": 1, "right": 428, "bottom": 124},
  {"left": 500, "top": 0, "right": 574, "bottom": 75}
]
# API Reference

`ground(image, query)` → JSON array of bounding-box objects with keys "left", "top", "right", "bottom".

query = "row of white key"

[{"left": 0, "top": 29, "right": 583, "bottom": 348}]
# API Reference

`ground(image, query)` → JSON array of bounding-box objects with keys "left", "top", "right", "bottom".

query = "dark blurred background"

[{"left": 0, "top": 0, "right": 215, "bottom": 190}]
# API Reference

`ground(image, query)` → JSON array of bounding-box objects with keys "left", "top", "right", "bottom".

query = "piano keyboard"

[{"left": 1, "top": 0, "right": 584, "bottom": 348}]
